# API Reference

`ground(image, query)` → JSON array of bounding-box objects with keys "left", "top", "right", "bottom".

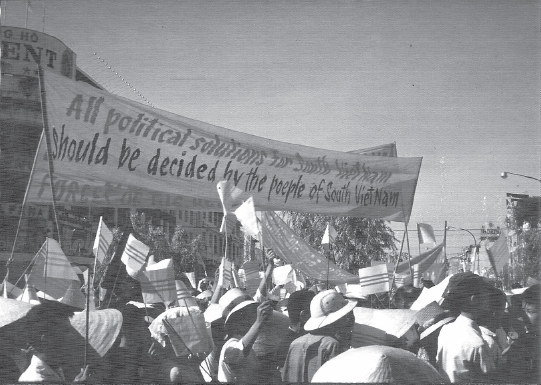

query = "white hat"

[{"left": 304, "top": 289, "right": 357, "bottom": 331}]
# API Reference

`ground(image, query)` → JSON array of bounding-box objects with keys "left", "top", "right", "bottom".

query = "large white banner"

[{"left": 28, "top": 70, "right": 422, "bottom": 221}]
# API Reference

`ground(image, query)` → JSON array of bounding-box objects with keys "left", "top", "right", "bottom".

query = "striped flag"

[
  {"left": 93, "top": 217, "right": 113, "bottom": 263},
  {"left": 242, "top": 260, "right": 261, "bottom": 296},
  {"left": 30, "top": 238, "right": 79, "bottom": 281},
  {"left": 395, "top": 243, "right": 447, "bottom": 285},
  {"left": 358, "top": 264, "right": 390, "bottom": 296},
  {"left": 140, "top": 259, "right": 176, "bottom": 304},
  {"left": 121, "top": 234, "right": 149, "bottom": 277},
  {"left": 175, "top": 279, "right": 198, "bottom": 307},
  {"left": 217, "top": 257, "right": 233, "bottom": 288}
]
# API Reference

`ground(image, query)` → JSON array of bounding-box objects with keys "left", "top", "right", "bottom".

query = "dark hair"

[
  {"left": 394, "top": 285, "right": 422, "bottom": 309},
  {"left": 523, "top": 284, "right": 540, "bottom": 306},
  {"left": 24, "top": 301, "right": 75, "bottom": 348},
  {"left": 287, "top": 290, "right": 315, "bottom": 324}
]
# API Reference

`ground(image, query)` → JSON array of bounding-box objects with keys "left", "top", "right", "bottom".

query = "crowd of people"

[{"left": 0, "top": 253, "right": 539, "bottom": 383}]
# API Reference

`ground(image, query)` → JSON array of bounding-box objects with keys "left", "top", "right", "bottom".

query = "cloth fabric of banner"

[
  {"left": 417, "top": 223, "right": 436, "bottom": 245},
  {"left": 28, "top": 71, "right": 422, "bottom": 222},
  {"left": 486, "top": 231, "right": 510, "bottom": 276},
  {"left": 261, "top": 211, "right": 360, "bottom": 285},
  {"left": 358, "top": 264, "right": 390, "bottom": 295},
  {"left": 121, "top": 234, "right": 149, "bottom": 277},
  {"left": 394, "top": 243, "right": 446, "bottom": 285},
  {"left": 93, "top": 217, "right": 113, "bottom": 263}
]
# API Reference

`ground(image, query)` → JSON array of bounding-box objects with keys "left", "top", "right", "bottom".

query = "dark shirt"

[
  {"left": 501, "top": 327, "right": 540, "bottom": 384},
  {"left": 282, "top": 333, "right": 342, "bottom": 383}
]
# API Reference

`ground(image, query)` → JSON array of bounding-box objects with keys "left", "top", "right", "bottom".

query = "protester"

[
  {"left": 274, "top": 289, "right": 315, "bottom": 371},
  {"left": 478, "top": 286, "right": 509, "bottom": 369},
  {"left": 16, "top": 301, "right": 123, "bottom": 382},
  {"left": 500, "top": 283, "right": 540, "bottom": 383},
  {"left": 415, "top": 301, "right": 455, "bottom": 368},
  {"left": 437, "top": 272, "right": 495, "bottom": 382},
  {"left": 394, "top": 284, "right": 422, "bottom": 309},
  {"left": 218, "top": 299, "right": 274, "bottom": 382},
  {"left": 282, "top": 289, "right": 357, "bottom": 382}
]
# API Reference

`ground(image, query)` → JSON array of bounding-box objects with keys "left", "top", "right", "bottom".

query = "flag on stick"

[
  {"left": 93, "top": 217, "right": 113, "bottom": 263},
  {"left": 234, "top": 197, "right": 260, "bottom": 237},
  {"left": 121, "top": 234, "right": 149, "bottom": 277},
  {"left": 34, "top": 238, "right": 79, "bottom": 281},
  {"left": 217, "top": 257, "right": 233, "bottom": 288},
  {"left": 417, "top": 223, "right": 436, "bottom": 245},
  {"left": 140, "top": 259, "right": 176, "bottom": 304},
  {"left": 486, "top": 231, "right": 510, "bottom": 276},
  {"left": 358, "top": 264, "right": 390, "bottom": 296},
  {"left": 321, "top": 223, "right": 338, "bottom": 245}
]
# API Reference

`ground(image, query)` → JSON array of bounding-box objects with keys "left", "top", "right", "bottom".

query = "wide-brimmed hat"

[
  {"left": 70, "top": 309, "right": 123, "bottom": 357},
  {"left": 219, "top": 288, "right": 253, "bottom": 319},
  {"left": 224, "top": 300, "right": 258, "bottom": 329},
  {"left": 415, "top": 301, "right": 455, "bottom": 340},
  {"left": 304, "top": 289, "right": 357, "bottom": 331},
  {"left": 0, "top": 297, "right": 35, "bottom": 329},
  {"left": 204, "top": 303, "right": 224, "bottom": 323}
]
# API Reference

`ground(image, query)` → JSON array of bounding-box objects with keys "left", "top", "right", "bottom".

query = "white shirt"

[
  {"left": 437, "top": 314, "right": 495, "bottom": 383},
  {"left": 218, "top": 337, "right": 258, "bottom": 383}
]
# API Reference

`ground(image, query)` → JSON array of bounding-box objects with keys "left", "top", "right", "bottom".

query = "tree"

[
  {"left": 285, "top": 212, "right": 398, "bottom": 274},
  {"left": 130, "top": 213, "right": 204, "bottom": 280}
]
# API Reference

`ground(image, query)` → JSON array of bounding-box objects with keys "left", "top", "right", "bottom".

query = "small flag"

[
  {"left": 358, "top": 264, "right": 390, "bottom": 296},
  {"left": 486, "top": 231, "right": 510, "bottom": 276},
  {"left": 140, "top": 259, "right": 176, "bottom": 304},
  {"left": 121, "top": 234, "right": 149, "bottom": 277},
  {"left": 175, "top": 279, "right": 192, "bottom": 300},
  {"left": 217, "top": 180, "right": 244, "bottom": 215},
  {"left": 175, "top": 279, "right": 198, "bottom": 307},
  {"left": 242, "top": 260, "right": 261, "bottom": 296},
  {"left": 321, "top": 223, "right": 338, "bottom": 245},
  {"left": 234, "top": 197, "right": 261, "bottom": 237},
  {"left": 93, "top": 217, "right": 113, "bottom": 263},
  {"left": 217, "top": 257, "right": 233, "bottom": 288},
  {"left": 36, "top": 238, "right": 79, "bottom": 281},
  {"left": 417, "top": 223, "right": 436, "bottom": 245},
  {"left": 273, "top": 264, "right": 294, "bottom": 286},
  {"left": 183, "top": 272, "right": 196, "bottom": 289}
]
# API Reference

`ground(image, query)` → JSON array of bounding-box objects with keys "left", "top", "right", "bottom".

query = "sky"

[{"left": 2, "top": 0, "right": 539, "bottom": 256}]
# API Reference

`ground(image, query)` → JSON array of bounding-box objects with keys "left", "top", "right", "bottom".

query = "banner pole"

[
  {"left": 4, "top": 132, "right": 44, "bottom": 286},
  {"left": 389, "top": 230, "right": 407, "bottom": 307},
  {"left": 405, "top": 223, "right": 413, "bottom": 280},
  {"left": 37, "top": 66, "right": 62, "bottom": 247}
]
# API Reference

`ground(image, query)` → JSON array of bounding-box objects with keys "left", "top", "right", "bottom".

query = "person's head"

[
  {"left": 442, "top": 272, "right": 492, "bottom": 321},
  {"left": 479, "top": 286, "right": 507, "bottom": 330},
  {"left": 24, "top": 301, "right": 76, "bottom": 367},
  {"left": 394, "top": 285, "right": 422, "bottom": 309},
  {"left": 522, "top": 284, "right": 540, "bottom": 330},
  {"left": 286, "top": 290, "right": 315, "bottom": 329},
  {"left": 224, "top": 301, "right": 259, "bottom": 337},
  {"left": 304, "top": 290, "right": 357, "bottom": 347}
]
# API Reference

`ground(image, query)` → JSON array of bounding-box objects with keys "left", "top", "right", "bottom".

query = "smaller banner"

[
  {"left": 234, "top": 197, "right": 260, "bottom": 237},
  {"left": 321, "top": 223, "right": 338, "bottom": 245},
  {"left": 272, "top": 264, "right": 294, "bottom": 286}
]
